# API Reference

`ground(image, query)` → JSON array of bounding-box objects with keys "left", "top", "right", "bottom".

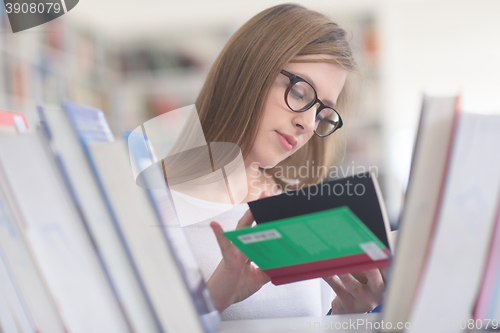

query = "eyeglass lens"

[{"left": 287, "top": 81, "right": 340, "bottom": 136}]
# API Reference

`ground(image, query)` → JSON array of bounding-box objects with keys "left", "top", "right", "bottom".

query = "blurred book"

[
  {"left": 0, "top": 250, "right": 26, "bottom": 333},
  {"left": 474, "top": 195, "right": 500, "bottom": 321},
  {"left": 382, "top": 95, "right": 459, "bottom": 330},
  {"left": 407, "top": 111, "right": 500, "bottom": 332},
  {"left": 0, "top": 229, "right": 37, "bottom": 333},
  {"left": 87, "top": 138, "right": 219, "bottom": 333},
  {"left": 127, "top": 129, "right": 220, "bottom": 332},
  {"left": 0, "top": 130, "right": 130, "bottom": 333},
  {"left": 0, "top": 170, "right": 66, "bottom": 333},
  {"left": 0, "top": 100, "right": 224, "bottom": 333},
  {"left": 0, "top": 109, "right": 28, "bottom": 134},
  {"left": 38, "top": 102, "right": 160, "bottom": 333},
  {"left": 63, "top": 101, "right": 114, "bottom": 143}
]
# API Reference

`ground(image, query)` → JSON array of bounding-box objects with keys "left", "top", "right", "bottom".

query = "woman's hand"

[
  {"left": 323, "top": 269, "right": 384, "bottom": 314},
  {"left": 206, "top": 196, "right": 271, "bottom": 313}
]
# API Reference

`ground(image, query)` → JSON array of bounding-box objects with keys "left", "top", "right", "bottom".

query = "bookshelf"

[
  {"left": 0, "top": 10, "right": 115, "bottom": 131},
  {"left": 108, "top": 30, "right": 228, "bottom": 132},
  {"left": 0, "top": 4, "right": 396, "bottom": 226}
]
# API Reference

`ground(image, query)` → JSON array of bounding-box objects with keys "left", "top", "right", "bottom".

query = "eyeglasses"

[{"left": 280, "top": 69, "right": 343, "bottom": 137}]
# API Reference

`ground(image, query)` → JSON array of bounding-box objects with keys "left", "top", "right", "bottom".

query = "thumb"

[
  {"left": 210, "top": 221, "right": 233, "bottom": 257},
  {"left": 236, "top": 209, "right": 255, "bottom": 229},
  {"left": 259, "top": 190, "right": 270, "bottom": 199},
  {"left": 256, "top": 267, "right": 272, "bottom": 284}
]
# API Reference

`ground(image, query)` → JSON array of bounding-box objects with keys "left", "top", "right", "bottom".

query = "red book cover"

[{"left": 0, "top": 110, "right": 28, "bottom": 133}]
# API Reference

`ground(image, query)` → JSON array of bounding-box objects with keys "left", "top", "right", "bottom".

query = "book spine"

[{"left": 266, "top": 250, "right": 391, "bottom": 285}]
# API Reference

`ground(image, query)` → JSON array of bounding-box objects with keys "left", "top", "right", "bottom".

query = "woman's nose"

[{"left": 293, "top": 104, "right": 318, "bottom": 133}]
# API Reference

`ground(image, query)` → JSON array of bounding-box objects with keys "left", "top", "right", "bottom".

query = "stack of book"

[
  {"left": 0, "top": 104, "right": 219, "bottom": 333},
  {"left": 0, "top": 94, "right": 500, "bottom": 333},
  {"left": 382, "top": 95, "right": 500, "bottom": 332}
]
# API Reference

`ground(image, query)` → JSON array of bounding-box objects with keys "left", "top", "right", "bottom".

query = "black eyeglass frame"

[{"left": 280, "top": 69, "right": 343, "bottom": 137}]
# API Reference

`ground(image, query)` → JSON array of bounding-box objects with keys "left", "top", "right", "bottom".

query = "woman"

[{"left": 168, "top": 3, "right": 384, "bottom": 320}]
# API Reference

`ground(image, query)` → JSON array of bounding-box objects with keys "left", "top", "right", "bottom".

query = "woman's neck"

[
  {"left": 240, "top": 161, "right": 278, "bottom": 203},
  {"left": 169, "top": 159, "right": 278, "bottom": 204}
]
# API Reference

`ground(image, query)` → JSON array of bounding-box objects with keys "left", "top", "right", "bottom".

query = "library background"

[{"left": 1, "top": 0, "right": 500, "bottom": 332}]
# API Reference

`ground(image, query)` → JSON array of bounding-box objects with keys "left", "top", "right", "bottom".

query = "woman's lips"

[{"left": 275, "top": 131, "right": 297, "bottom": 151}]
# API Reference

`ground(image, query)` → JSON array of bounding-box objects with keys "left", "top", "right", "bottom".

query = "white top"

[{"left": 171, "top": 190, "right": 334, "bottom": 321}]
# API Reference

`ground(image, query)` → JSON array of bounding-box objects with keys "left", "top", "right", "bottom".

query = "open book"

[{"left": 223, "top": 172, "right": 392, "bottom": 285}]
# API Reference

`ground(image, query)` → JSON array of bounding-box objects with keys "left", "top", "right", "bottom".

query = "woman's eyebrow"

[
  {"left": 323, "top": 99, "right": 336, "bottom": 108},
  {"left": 295, "top": 72, "right": 316, "bottom": 87},
  {"left": 295, "top": 72, "right": 336, "bottom": 108}
]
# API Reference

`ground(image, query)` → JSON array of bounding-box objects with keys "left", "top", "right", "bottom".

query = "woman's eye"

[
  {"left": 321, "top": 109, "right": 333, "bottom": 118},
  {"left": 317, "top": 108, "right": 334, "bottom": 121},
  {"left": 290, "top": 88, "right": 304, "bottom": 100}
]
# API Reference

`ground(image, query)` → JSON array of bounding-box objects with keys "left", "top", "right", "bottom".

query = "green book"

[{"left": 223, "top": 206, "right": 390, "bottom": 285}]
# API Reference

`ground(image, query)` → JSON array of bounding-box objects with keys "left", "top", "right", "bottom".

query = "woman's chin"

[
  {"left": 250, "top": 150, "right": 289, "bottom": 169},
  {"left": 259, "top": 157, "right": 284, "bottom": 169}
]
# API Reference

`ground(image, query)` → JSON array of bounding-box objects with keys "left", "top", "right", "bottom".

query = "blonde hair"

[{"left": 164, "top": 3, "right": 357, "bottom": 188}]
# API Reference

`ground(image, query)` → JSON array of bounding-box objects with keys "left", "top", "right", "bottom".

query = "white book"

[
  {"left": 127, "top": 130, "right": 220, "bottom": 332},
  {"left": 474, "top": 196, "right": 500, "bottom": 321},
  {"left": 382, "top": 95, "right": 459, "bottom": 330},
  {"left": 88, "top": 139, "right": 213, "bottom": 333},
  {"left": 38, "top": 104, "right": 160, "bottom": 333},
  {"left": 0, "top": 268, "right": 19, "bottom": 333},
  {"left": 0, "top": 175, "right": 65, "bottom": 333},
  {"left": 408, "top": 112, "right": 500, "bottom": 333},
  {"left": 0, "top": 247, "right": 31, "bottom": 333},
  {"left": 0, "top": 131, "right": 130, "bottom": 333}
]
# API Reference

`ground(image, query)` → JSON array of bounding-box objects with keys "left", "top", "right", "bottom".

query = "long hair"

[{"left": 163, "top": 3, "right": 357, "bottom": 189}]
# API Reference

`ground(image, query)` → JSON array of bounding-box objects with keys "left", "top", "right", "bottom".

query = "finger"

[
  {"left": 365, "top": 269, "right": 384, "bottom": 293},
  {"left": 351, "top": 271, "right": 368, "bottom": 284},
  {"left": 379, "top": 267, "right": 389, "bottom": 281},
  {"left": 337, "top": 273, "right": 364, "bottom": 298},
  {"left": 210, "top": 221, "right": 233, "bottom": 256},
  {"left": 256, "top": 268, "right": 272, "bottom": 284},
  {"left": 323, "top": 276, "right": 351, "bottom": 300},
  {"left": 236, "top": 209, "right": 255, "bottom": 229}
]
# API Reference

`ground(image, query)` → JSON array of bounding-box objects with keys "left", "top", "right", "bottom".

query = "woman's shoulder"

[{"left": 171, "top": 189, "right": 249, "bottom": 227}]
